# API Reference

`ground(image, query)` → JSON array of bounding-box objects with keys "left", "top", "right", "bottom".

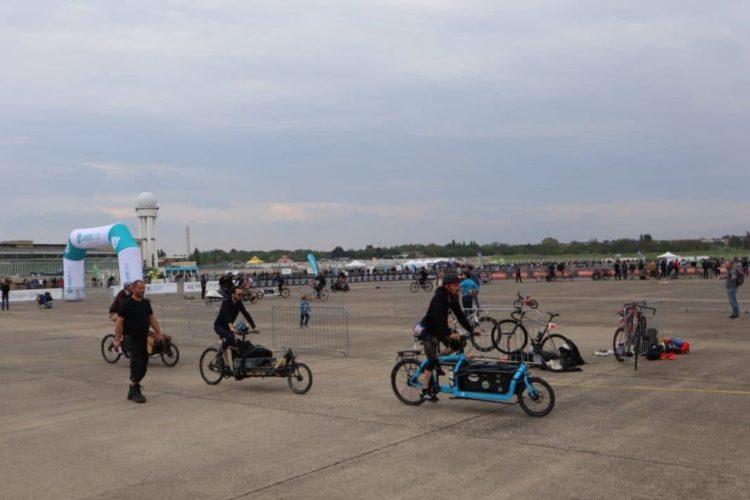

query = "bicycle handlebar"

[{"left": 623, "top": 302, "right": 657, "bottom": 312}]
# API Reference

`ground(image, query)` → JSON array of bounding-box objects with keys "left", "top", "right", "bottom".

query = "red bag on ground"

[{"left": 679, "top": 342, "right": 690, "bottom": 354}]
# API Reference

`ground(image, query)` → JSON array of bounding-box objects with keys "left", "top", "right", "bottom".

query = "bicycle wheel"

[
  {"left": 423, "top": 282, "right": 433, "bottom": 292},
  {"left": 409, "top": 282, "right": 419, "bottom": 293},
  {"left": 529, "top": 300, "right": 539, "bottom": 309},
  {"left": 612, "top": 327, "right": 635, "bottom": 363},
  {"left": 199, "top": 347, "right": 225, "bottom": 385},
  {"left": 390, "top": 358, "right": 425, "bottom": 405},
  {"left": 540, "top": 333, "right": 571, "bottom": 372},
  {"left": 287, "top": 362, "right": 313, "bottom": 394},
  {"left": 160, "top": 342, "right": 180, "bottom": 367},
  {"left": 492, "top": 320, "right": 528, "bottom": 354},
  {"left": 100, "top": 334, "right": 121, "bottom": 364},
  {"left": 319, "top": 289, "right": 329, "bottom": 301},
  {"left": 512, "top": 299, "right": 523, "bottom": 309},
  {"left": 517, "top": 377, "right": 555, "bottom": 417},
  {"left": 280, "top": 288, "right": 291, "bottom": 299},
  {"left": 469, "top": 316, "right": 498, "bottom": 352}
]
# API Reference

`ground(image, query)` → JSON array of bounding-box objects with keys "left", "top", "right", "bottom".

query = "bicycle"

[
  {"left": 101, "top": 332, "right": 180, "bottom": 367},
  {"left": 409, "top": 279, "right": 433, "bottom": 293},
  {"left": 310, "top": 282, "right": 329, "bottom": 301},
  {"left": 198, "top": 325, "right": 312, "bottom": 394},
  {"left": 389, "top": 334, "right": 554, "bottom": 417},
  {"left": 461, "top": 309, "right": 498, "bottom": 352},
  {"left": 242, "top": 287, "right": 264, "bottom": 304},
  {"left": 613, "top": 301, "right": 656, "bottom": 370},
  {"left": 512, "top": 292, "right": 538, "bottom": 310},
  {"left": 491, "top": 309, "right": 573, "bottom": 372}
]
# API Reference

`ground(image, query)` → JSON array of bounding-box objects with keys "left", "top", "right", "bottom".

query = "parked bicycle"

[
  {"left": 491, "top": 309, "right": 574, "bottom": 372},
  {"left": 461, "top": 309, "right": 499, "bottom": 353},
  {"left": 198, "top": 325, "right": 312, "bottom": 393},
  {"left": 613, "top": 301, "right": 657, "bottom": 370},
  {"left": 512, "top": 292, "right": 538, "bottom": 310},
  {"left": 390, "top": 333, "right": 554, "bottom": 417}
]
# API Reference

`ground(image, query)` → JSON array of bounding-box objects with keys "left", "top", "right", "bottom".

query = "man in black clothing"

[
  {"left": 418, "top": 267, "right": 429, "bottom": 286},
  {"left": 213, "top": 286, "right": 259, "bottom": 350},
  {"left": 1, "top": 278, "right": 10, "bottom": 311},
  {"left": 200, "top": 274, "right": 208, "bottom": 299},
  {"left": 419, "top": 273, "right": 479, "bottom": 402},
  {"left": 312, "top": 272, "right": 327, "bottom": 299},
  {"left": 114, "top": 280, "right": 165, "bottom": 403},
  {"left": 108, "top": 281, "right": 132, "bottom": 321}
]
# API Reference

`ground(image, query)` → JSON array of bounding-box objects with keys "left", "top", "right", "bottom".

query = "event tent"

[
  {"left": 345, "top": 260, "right": 367, "bottom": 268},
  {"left": 656, "top": 251, "right": 680, "bottom": 261},
  {"left": 247, "top": 256, "right": 263, "bottom": 265}
]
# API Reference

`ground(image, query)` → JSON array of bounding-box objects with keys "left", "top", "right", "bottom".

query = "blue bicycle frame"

[{"left": 409, "top": 352, "right": 539, "bottom": 403}]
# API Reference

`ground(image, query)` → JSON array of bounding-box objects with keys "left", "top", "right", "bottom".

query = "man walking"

[
  {"left": 113, "top": 280, "right": 165, "bottom": 403},
  {"left": 723, "top": 261, "right": 741, "bottom": 319},
  {"left": 200, "top": 274, "right": 207, "bottom": 299},
  {"left": 1, "top": 278, "right": 10, "bottom": 311}
]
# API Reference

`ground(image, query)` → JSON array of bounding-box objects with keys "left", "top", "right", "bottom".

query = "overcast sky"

[{"left": 1, "top": 0, "right": 748, "bottom": 254}]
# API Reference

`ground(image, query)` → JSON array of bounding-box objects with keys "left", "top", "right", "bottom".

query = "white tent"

[
  {"left": 345, "top": 260, "right": 367, "bottom": 269},
  {"left": 657, "top": 251, "right": 680, "bottom": 261}
]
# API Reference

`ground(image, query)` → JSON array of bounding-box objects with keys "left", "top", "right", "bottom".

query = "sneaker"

[
  {"left": 127, "top": 385, "right": 134, "bottom": 401},
  {"left": 421, "top": 389, "right": 439, "bottom": 403},
  {"left": 130, "top": 384, "right": 146, "bottom": 404}
]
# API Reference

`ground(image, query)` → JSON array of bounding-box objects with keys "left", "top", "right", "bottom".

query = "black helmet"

[{"left": 442, "top": 273, "right": 460, "bottom": 285}]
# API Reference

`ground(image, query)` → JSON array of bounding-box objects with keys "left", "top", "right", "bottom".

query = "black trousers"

[{"left": 123, "top": 335, "right": 148, "bottom": 383}]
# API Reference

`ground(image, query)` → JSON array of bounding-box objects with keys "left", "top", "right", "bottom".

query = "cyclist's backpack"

[
  {"left": 736, "top": 271, "right": 744, "bottom": 287},
  {"left": 646, "top": 343, "right": 663, "bottom": 360},
  {"left": 557, "top": 338, "right": 585, "bottom": 371}
]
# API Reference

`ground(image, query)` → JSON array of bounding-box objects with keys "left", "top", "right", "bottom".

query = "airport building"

[{"left": 0, "top": 240, "right": 119, "bottom": 278}]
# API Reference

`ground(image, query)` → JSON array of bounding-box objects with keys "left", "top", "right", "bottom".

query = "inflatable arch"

[{"left": 63, "top": 223, "right": 143, "bottom": 301}]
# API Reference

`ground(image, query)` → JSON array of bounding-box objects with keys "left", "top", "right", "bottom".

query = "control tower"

[{"left": 135, "top": 192, "right": 159, "bottom": 268}]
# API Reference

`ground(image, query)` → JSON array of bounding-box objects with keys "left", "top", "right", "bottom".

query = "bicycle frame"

[{"left": 403, "top": 352, "right": 537, "bottom": 403}]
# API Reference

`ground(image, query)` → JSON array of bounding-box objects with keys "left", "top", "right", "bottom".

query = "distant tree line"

[{"left": 191, "top": 232, "right": 750, "bottom": 265}]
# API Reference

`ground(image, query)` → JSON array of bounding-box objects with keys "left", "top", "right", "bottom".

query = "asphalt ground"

[{"left": 1, "top": 278, "right": 748, "bottom": 499}]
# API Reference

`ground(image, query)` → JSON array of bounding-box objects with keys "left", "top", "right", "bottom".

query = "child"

[{"left": 300, "top": 295, "right": 310, "bottom": 328}]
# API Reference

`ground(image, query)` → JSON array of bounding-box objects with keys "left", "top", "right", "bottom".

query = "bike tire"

[
  {"left": 319, "top": 289, "right": 329, "bottom": 301},
  {"left": 612, "top": 326, "right": 634, "bottom": 363},
  {"left": 529, "top": 300, "right": 539, "bottom": 309},
  {"left": 409, "top": 282, "right": 419, "bottom": 293},
  {"left": 540, "top": 333, "right": 571, "bottom": 372},
  {"left": 199, "top": 347, "right": 224, "bottom": 385},
  {"left": 160, "top": 342, "right": 180, "bottom": 367},
  {"left": 280, "top": 288, "right": 290, "bottom": 299},
  {"left": 492, "top": 319, "right": 528, "bottom": 354},
  {"left": 287, "top": 362, "right": 313, "bottom": 394},
  {"left": 517, "top": 377, "right": 555, "bottom": 417},
  {"left": 512, "top": 299, "right": 523, "bottom": 309},
  {"left": 100, "top": 334, "right": 121, "bottom": 364},
  {"left": 423, "top": 282, "right": 433, "bottom": 292},
  {"left": 390, "top": 358, "right": 425, "bottom": 405},
  {"left": 469, "top": 316, "right": 498, "bottom": 352}
]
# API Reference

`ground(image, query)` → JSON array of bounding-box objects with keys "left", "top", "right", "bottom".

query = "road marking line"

[{"left": 565, "top": 383, "right": 750, "bottom": 396}]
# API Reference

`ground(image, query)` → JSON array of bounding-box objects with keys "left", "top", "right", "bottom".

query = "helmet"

[{"left": 442, "top": 273, "right": 460, "bottom": 285}]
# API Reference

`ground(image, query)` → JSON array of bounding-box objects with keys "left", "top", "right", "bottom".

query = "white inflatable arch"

[{"left": 63, "top": 223, "right": 143, "bottom": 301}]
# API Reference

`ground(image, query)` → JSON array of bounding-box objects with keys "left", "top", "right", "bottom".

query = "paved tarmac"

[{"left": 1, "top": 278, "right": 748, "bottom": 499}]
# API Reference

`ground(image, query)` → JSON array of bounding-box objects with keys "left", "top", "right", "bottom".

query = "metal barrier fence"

[
  {"left": 272, "top": 305, "right": 349, "bottom": 355},
  {"left": 159, "top": 302, "right": 218, "bottom": 340}
]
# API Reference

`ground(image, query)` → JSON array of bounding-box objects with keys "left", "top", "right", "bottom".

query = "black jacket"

[
  {"left": 420, "top": 287, "right": 473, "bottom": 338},
  {"left": 214, "top": 298, "right": 256, "bottom": 329}
]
